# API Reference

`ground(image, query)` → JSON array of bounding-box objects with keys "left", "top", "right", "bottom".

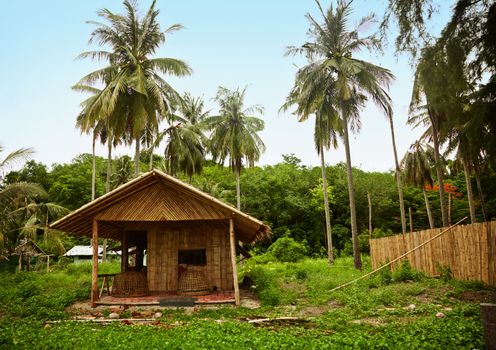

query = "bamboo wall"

[
  {"left": 147, "top": 222, "right": 233, "bottom": 292},
  {"left": 370, "top": 221, "right": 496, "bottom": 286}
]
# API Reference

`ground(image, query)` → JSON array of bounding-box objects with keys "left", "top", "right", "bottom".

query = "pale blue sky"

[{"left": 0, "top": 1, "right": 451, "bottom": 172}]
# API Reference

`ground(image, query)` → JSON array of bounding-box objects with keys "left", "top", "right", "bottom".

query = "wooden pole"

[
  {"left": 91, "top": 219, "right": 99, "bottom": 307},
  {"left": 229, "top": 216, "right": 240, "bottom": 306},
  {"left": 121, "top": 230, "right": 128, "bottom": 272},
  {"left": 367, "top": 192, "right": 372, "bottom": 237},
  {"left": 329, "top": 217, "right": 467, "bottom": 293}
]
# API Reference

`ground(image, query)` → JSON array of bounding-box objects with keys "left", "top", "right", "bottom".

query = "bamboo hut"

[{"left": 51, "top": 170, "right": 270, "bottom": 306}]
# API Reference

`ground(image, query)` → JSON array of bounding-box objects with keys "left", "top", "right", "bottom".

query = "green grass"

[{"left": 0, "top": 257, "right": 492, "bottom": 349}]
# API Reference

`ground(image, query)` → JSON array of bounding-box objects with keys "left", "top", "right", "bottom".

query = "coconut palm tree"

[
  {"left": 401, "top": 140, "right": 435, "bottom": 229},
  {"left": 76, "top": 0, "right": 192, "bottom": 177},
  {"left": 281, "top": 64, "right": 344, "bottom": 265},
  {"left": 205, "top": 86, "right": 265, "bottom": 210},
  {"left": 286, "top": 0, "right": 394, "bottom": 269},
  {"left": 154, "top": 93, "right": 208, "bottom": 181}
]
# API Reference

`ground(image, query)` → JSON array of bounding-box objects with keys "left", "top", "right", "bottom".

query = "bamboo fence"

[{"left": 370, "top": 221, "right": 496, "bottom": 286}]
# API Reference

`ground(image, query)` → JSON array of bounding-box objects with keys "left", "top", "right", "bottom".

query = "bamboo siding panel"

[
  {"left": 147, "top": 223, "right": 233, "bottom": 292},
  {"left": 370, "top": 222, "right": 496, "bottom": 286}
]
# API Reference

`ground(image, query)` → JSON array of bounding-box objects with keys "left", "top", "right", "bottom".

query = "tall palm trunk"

[
  {"left": 106, "top": 141, "right": 112, "bottom": 193},
  {"left": 423, "top": 188, "right": 434, "bottom": 229},
  {"left": 388, "top": 116, "right": 407, "bottom": 235},
  {"left": 102, "top": 140, "right": 112, "bottom": 263},
  {"left": 235, "top": 166, "right": 241, "bottom": 210},
  {"left": 91, "top": 132, "right": 96, "bottom": 201},
  {"left": 149, "top": 145, "right": 154, "bottom": 170},
  {"left": 474, "top": 164, "right": 487, "bottom": 221},
  {"left": 462, "top": 158, "right": 476, "bottom": 223},
  {"left": 342, "top": 115, "right": 362, "bottom": 270},
  {"left": 428, "top": 110, "right": 448, "bottom": 227},
  {"left": 134, "top": 137, "right": 140, "bottom": 177},
  {"left": 367, "top": 192, "right": 372, "bottom": 236},
  {"left": 320, "top": 145, "right": 334, "bottom": 265}
]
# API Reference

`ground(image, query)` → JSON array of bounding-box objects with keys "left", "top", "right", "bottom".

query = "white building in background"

[{"left": 63, "top": 245, "right": 119, "bottom": 263}]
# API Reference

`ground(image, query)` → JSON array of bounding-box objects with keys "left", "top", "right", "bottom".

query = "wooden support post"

[
  {"left": 121, "top": 231, "right": 128, "bottom": 272},
  {"left": 91, "top": 219, "right": 99, "bottom": 307},
  {"left": 229, "top": 216, "right": 240, "bottom": 306}
]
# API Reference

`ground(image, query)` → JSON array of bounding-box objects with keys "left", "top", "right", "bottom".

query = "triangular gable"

[{"left": 95, "top": 181, "right": 226, "bottom": 221}]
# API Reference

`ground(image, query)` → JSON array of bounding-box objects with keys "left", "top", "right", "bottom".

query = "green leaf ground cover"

[{"left": 0, "top": 258, "right": 492, "bottom": 349}]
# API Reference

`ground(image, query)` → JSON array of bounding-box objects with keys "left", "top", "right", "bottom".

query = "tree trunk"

[
  {"left": 106, "top": 141, "right": 112, "bottom": 193},
  {"left": 409, "top": 207, "right": 413, "bottom": 233},
  {"left": 389, "top": 116, "right": 407, "bottom": 235},
  {"left": 149, "top": 145, "right": 154, "bottom": 170},
  {"left": 235, "top": 166, "right": 241, "bottom": 211},
  {"left": 448, "top": 192, "right": 452, "bottom": 226},
  {"left": 462, "top": 158, "right": 476, "bottom": 223},
  {"left": 429, "top": 111, "right": 448, "bottom": 227},
  {"left": 134, "top": 137, "right": 140, "bottom": 178},
  {"left": 91, "top": 133, "right": 96, "bottom": 201},
  {"left": 367, "top": 192, "right": 372, "bottom": 237},
  {"left": 423, "top": 188, "right": 435, "bottom": 229},
  {"left": 475, "top": 169, "right": 487, "bottom": 221},
  {"left": 102, "top": 141, "right": 112, "bottom": 263},
  {"left": 320, "top": 146, "right": 334, "bottom": 265},
  {"left": 342, "top": 115, "right": 362, "bottom": 270}
]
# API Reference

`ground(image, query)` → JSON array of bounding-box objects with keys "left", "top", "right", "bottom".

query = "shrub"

[
  {"left": 266, "top": 236, "right": 308, "bottom": 263},
  {"left": 393, "top": 260, "right": 423, "bottom": 282}
]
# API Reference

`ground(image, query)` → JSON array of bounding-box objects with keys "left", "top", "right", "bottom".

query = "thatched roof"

[{"left": 51, "top": 169, "right": 270, "bottom": 243}]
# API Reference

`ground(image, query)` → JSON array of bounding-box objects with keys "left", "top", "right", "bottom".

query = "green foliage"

[
  {"left": 266, "top": 235, "right": 308, "bottom": 263},
  {"left": 392, "top": 260, "right": 424, "bottom": 282}
]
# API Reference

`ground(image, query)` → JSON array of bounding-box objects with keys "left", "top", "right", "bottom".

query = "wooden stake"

[
  {"left": 229, "top": 216, "right": 240, "bottom": 306},
  {"left": 329, "top": 217, "right": 468, "bottom": 293},
  {"left": 91, "top": 219, "right": 99, "bottom": 307}
]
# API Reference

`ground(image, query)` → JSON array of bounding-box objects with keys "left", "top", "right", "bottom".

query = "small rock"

[
  {"left": 109, "top": 312, "right": 120, "bottom": 319},
  {"left": 443, "top": 307, "right": 452, "bottom": 311},
  {"left": 407, "top": 304, "right": 416, "bottom": 311},
  {"left": 436, "top": 312, "right": 445, "bottom": 318},
  {"left": 215, "top": 319, "right": 224, "bottom": 324},
  {"left": 153, "top": 312, "right": 163, "bottom": 319},
  {"left": 44, "top": 323, "right": 51, "bottom": 329}
]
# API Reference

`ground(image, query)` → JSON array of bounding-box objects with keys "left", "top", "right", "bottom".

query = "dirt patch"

[
  {"left": 459, "top": 290, "right": 496, "bottom": 304},
  {"left": 299, "top": 306, "right": 327, "bottom": 317},
  {"left": 350, "top": 318, "right": 384, "bottom": 326}
]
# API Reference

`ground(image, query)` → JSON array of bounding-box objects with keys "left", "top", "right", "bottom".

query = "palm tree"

[
  {"left": 387, "top": 114, "right": 407, "bottom": 235},
  {"left": 76, "top": 0, "right": 192, "bottom": 177},
  {"left": 0, "top": 145, "right": 46, "bottom": 258},
  {"left": 205, "top": 86, "right": 265, "bottom": 210},
  {"left": 282, "top": 63, "right": 343, "bottom": 265},
  {"left": 401, "top": 140, "right": 435, "bottom": 229},
  {"left": 155, "top": 93, "right": 208, "bottom": 181},
  {"left": 286, "top": 0, "right": 394, "bottom": 269}
]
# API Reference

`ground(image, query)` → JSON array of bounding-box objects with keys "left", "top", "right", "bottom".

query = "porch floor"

[{"left": 95, "top": 291, "right": 236, "bottom": 306}]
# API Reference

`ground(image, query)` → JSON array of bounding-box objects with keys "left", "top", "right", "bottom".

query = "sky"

[{"left": 0, "top": 0, "right": 451, "bottom": 172}]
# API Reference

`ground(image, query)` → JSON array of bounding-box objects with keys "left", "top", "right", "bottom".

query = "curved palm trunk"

[
  {"left": 91, "top": 133, "right": 96, "bottom": 201},
  {"left": 320, "top": 145, "right": 334, "bottom": 265},
  {"left": 388, "top": 116, "right": 407, "bottom": 235},
  {"left": 342, "top": 115, "right": 362, "bottom": 270},
  {"left": 462, "top": 158, "right": 476, "bottom": 224},
  {"left": 423, "top": 188, "right": 434, "bottom": 229},
  {"left": 429, "top": 111, "right": 448, "bottom": 227},
  {"left": 134, "top": 137, "right": 140, "bottom": 177}
]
